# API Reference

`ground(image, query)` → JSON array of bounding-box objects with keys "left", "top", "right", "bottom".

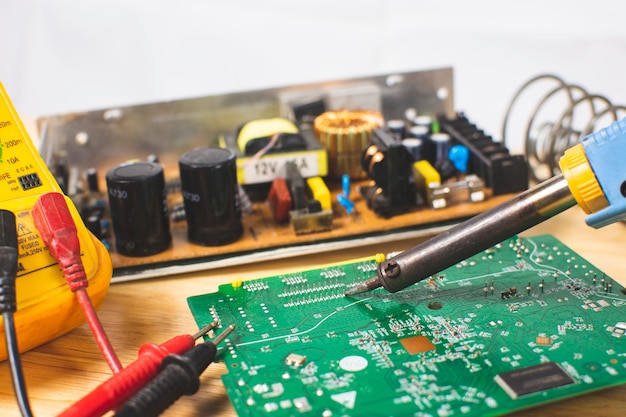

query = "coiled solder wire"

[{"left": 502, "top": 73, "right": 626, "bottom": 182}]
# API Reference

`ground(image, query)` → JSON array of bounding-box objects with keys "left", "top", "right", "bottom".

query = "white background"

[{"left": 2, "top": 0, "right": 625, "bottom": 151}]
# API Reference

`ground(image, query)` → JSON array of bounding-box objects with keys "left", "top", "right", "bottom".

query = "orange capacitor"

[
  {"left": 313, "top": 110, "right": 384, "bottom": 179},
  {"left": 267, "top": 177, "right": 292, "bottom": 224}
]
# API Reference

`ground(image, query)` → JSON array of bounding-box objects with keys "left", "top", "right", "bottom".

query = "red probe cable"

[
  {"left": 58, "top": 322, "right": 218, "bottom": 417},
  {"left": 32, "top": 192, "right": 123, "bottom": 374}
]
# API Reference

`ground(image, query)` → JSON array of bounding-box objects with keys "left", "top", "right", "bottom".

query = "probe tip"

[
  {"left": 213, "top": 324, "right": 236, "bottom": 346},
  {"left": 344, "top": 276, "right": 382, "bottom": 296},
  {"left": 192, "top": 321, "right": 219, "bottom": 340}
]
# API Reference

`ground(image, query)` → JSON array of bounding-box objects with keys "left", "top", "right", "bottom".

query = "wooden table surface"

[{"left": 1, "top": 207, "right": 625, "bottom": 417}]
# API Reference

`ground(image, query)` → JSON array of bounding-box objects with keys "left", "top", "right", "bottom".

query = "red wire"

[
  {"left": 32, "top": 192, "right": 123, "bottom": 374},
  {"left": 73, "top": 289, "right": 123, "bottom": 374},
  {"left": 58, "top": 335, "right": 196, "bottom": 417}
]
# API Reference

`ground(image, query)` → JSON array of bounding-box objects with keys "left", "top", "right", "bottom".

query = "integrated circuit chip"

[
  {"left": 494, "top": 361, "right": 575, "bottom": 399},
  {"left": 400, "top": 335, "right": 436, "bottom": 354}
]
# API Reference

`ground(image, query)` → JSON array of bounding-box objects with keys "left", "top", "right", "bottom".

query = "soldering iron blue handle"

[{"left": 579, "top": 118, "right": 626, "bottom": 228}]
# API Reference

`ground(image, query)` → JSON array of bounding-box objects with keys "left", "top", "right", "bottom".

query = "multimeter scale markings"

[{"left": 0, "top": 120, "right": 45, "bottom": 197}]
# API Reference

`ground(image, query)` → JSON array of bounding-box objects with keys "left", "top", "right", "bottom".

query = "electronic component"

[
  {"left": 236, "top": 118, "right": 305, "bottom": 155},
  {"left": 494, "top": 362, "right": 575, "bottom": 399},
  {"left": 430, "top": 132, "right": 456, "bottom": 180},
  {"left": 290, "top": 203, "right": 332, "bottom": 235},
  {"left": 413, "top": 159, "right": 441, "bottom": 206},
  {"left": 439, "top": 113, "right": 529, "bottom": 195},
  {"left": 105, "top": 161, "right": 172, "bottom": 256},
  {"left": 221, "top": 121, "right": 328, "bottom": 187},
  {"left": 360, "top": 128, "right": 416, "bottom": 217},
  {"left": 271, "top": 162, "right": 333, "bottom": 234},
  {"left": 400, "top": 137, "right": 424, "bottom": 161},
  {"left": 267, "top": 177, "right": 292, "bottom": 224},
  {"left": 284, "top": 162, "right": 306, "bottom": 210},
  {"left": 285, "top": 353, "right": 307, "bottom": 367},
  {"left": 386, "top": 119, "right": 406, "bottom": 140},
  {"left": 412, "top": 114, "right": 433, "bottom": 133},
  {"left": 178, "top": 147, "right": 243, "bottom": 246},
  {"left": 399, "top": 335, "right": 435, "bottom": 354},
  {"left": 336, "top": 174, "right": 355, "bottom": 214},
  {"left": 426, "top": 174, "right": 486, "bottom": 209},
  {"left": 188, "top": 235, "right": 626, "bottom": 417},
  {"left": 305, "top": 177, "right": 331, "bottom": 211},
  {"left": 313, "top": 109, "right": 383, "bottom": 179},
  {"left": 449, "top": 143, "right": 470, "bottom": 173}
]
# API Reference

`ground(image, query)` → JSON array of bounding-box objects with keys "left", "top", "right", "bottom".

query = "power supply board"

[
  {"left": 188, "top": 235, "right": 626, "bottom": 417},
  {"left": 36, "top": 68, "right": 528, "bottom": 281}
]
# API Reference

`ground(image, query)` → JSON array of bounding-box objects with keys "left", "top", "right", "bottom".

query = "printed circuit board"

[{"left": 187, "top": 235, "right": 626, "bottom": 416}]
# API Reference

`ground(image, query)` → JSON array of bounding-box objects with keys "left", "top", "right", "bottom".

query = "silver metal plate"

[{"left": 37, "top": 67, "right": 454, "bottom": 175}]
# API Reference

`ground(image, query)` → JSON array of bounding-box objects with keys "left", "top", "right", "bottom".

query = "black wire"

[
  {"left": 3, "top": 312, "right": 34, "bottom": 417},
  {"left": 1, "top": 209, "right": 34, "bottom": 417}
]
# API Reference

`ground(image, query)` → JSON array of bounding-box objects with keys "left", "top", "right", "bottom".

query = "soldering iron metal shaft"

[{"left": 346, "top": 174, "right": 577, "bottom": 295}]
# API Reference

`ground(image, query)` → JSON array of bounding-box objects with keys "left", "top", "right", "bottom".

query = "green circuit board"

[{"left": 187, "top": 235, "right": 626, "bottom": 417}]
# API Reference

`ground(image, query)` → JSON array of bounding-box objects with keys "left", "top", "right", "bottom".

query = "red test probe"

[{"left": 58, "top": 321, "right": 219, "bottom": 417}]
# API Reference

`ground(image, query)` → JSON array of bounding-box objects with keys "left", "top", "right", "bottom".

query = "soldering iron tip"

[{"left": 344, "top": 276, "right": 382, "bottom": 296}]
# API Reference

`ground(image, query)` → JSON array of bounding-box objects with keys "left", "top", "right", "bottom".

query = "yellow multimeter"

[{"left": 0, "top": 83, "right": 112, "bottom": 361}]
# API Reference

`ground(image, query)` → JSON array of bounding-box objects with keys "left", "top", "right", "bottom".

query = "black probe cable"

[
  {"left": 0, "top": 210, "right": 34, "bottom": 417},
  {"left": 113, "top": 324, "right": 236, "bottom": 417}
]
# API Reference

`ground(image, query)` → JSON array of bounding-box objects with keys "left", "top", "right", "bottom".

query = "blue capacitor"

[
  {"left": 449, "top": 144, "right": 470, "bottom": 173},
  {"left": 341, "top": 174, "right": 351, "bottom": 198},
  {"left": 337, "top": 193, "right": 355, "bottom": 214}
]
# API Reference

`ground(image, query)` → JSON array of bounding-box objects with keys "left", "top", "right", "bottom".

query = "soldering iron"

[{"left": 346, "top": 117, "right": 626, "bottom": 296}]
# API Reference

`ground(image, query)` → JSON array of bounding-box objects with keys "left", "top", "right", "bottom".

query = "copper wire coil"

[{"left": 314, "top": 109, "right": 384, "bottom": 179}]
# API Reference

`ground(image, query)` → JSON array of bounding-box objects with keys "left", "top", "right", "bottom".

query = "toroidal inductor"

[{"left": 314, "top": 109, "right": 384, "bottom": 179}]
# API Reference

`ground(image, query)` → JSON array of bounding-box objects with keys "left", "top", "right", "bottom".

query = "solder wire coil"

[
  {"left": 313, "top": 110, "right": 384, "bottom": 179},
  {"left": 502, "top": 73, "right": 626, "bottom": 182}
]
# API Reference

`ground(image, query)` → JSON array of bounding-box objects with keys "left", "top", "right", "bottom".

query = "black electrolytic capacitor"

[
  {"left": 85, "top": 167, "right": 99, "bottom": 193},
  {"left": 178, "top": 147, "right": 243, "bottom": 246},
  {"left": 105, "top": 161, "right": 171, "bottom": 257}
]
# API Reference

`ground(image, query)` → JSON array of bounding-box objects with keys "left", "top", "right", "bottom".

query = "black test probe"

[{"left": 113, "top": 324, "right": 236, "bottom": 417}]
